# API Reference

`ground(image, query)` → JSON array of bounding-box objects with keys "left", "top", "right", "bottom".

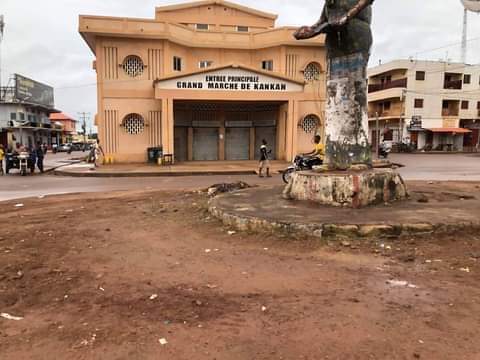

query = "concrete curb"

[
  {"left": 208, "top": 196, "right": 480, "bottom": 239},
  {"left": 53, "top": 169, "right": 258, "bottom": 178}
]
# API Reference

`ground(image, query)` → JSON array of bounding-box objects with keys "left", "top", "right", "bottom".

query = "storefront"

[
  {"left": 461, "top": 119, "right": 480, "bottom": 151},
  {"left": 79, "top": 1, "right": 326, "bottom": 163}
]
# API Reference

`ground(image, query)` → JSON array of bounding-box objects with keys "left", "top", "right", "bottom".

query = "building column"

[
  {"left": 277, "top": 103, "right": 288, "bottom": 160},
  {"left": 286, "top": 100, "right": 298, "bottom": 161},
  {"left": 292, "top": 100, "right": 299, "bottom": 160},
  {"left": 161, "top": 98, "right": 174, "bottom": 157}
]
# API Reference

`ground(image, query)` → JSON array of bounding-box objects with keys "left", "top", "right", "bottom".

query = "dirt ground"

[{"left": 1, "top": 183, "right": 480, "bottom": 360}]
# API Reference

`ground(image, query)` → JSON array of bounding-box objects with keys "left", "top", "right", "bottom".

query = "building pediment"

[
  {"left": 155, "top": 1, "right": 277, "bottom": 20},
  {"left": 154, "top": 65, "right": 304, "bottom": 93}
]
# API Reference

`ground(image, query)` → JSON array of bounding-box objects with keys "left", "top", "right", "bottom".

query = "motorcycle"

[
  {"left": 18, "top": 152, "right": 30, "bottom": 176},
  {"left": 282, "top": 155, "right": 322, "bottom": 184},
  {"left": 5, "top": 151, "right": 35, "bottom": 175},
  {"left": 379, "top": 142, "right": 391, "bottom": 159}
]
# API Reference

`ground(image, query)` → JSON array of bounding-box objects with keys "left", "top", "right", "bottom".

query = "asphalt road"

[{"left": 0, "top": 153, "right": 479, "bottom": 201}]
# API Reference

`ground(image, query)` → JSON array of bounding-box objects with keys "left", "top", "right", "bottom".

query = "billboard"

[{"left": 15, "top": 74, "right": 54, "bottom": 108}]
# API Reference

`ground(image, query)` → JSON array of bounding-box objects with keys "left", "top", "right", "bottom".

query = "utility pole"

[
  {"left": 461, "top": 7, "right": 468, "bottom": 64},
  {"left": 77, "top": 112, "right": 90, "bottom": 151},
  {"left": 0, "top": 15, "right": 5, "bottom": 101},
  {"left": 375, "top": 111, "right": 380, "bottom": 159}
]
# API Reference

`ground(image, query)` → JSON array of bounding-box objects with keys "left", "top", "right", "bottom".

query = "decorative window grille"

[
  {"left": 304, "top": 62, "right": 321, "bottom": 81},
  {"left": 301, "top": 115, "right": 320, "bottom": 133},
  {"left": 122, "top": 113, "right": 145, "bottom": 135},
  {"left": 123, "top": 55, "right": 144, "bottom": 77}
]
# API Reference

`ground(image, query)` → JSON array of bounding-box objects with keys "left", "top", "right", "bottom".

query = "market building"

[
  {"left": 79, "top": 0, "right": 326, "bottom": 163},
  {"left": 0, "top": 74, "right": 60, "bottom": 150},
  {"left": 368, "top": 60, "right": 480, "bottom": 152}
]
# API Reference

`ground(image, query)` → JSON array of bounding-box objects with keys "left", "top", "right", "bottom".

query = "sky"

[{"left": 1, "top": 0, "right": 479, "bottom": 131}]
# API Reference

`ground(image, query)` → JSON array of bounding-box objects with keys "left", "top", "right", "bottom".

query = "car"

[{"left": 57, "top": 144, "right": 72, "bottom": 152}]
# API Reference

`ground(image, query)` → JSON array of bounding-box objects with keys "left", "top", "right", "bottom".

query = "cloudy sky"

[{"left": 1, "top": 0, "right": 479, "bottom": 131}]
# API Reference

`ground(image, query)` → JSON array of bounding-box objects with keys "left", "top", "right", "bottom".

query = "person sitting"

[{"left": 303, "top": 134, "right": 325, "bottom": 168}]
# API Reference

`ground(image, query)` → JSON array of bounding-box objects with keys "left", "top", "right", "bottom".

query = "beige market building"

[{"left": 79, "top": 0, "right": 326, "bottom": 163}]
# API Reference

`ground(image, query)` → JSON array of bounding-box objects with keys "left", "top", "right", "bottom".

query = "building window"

[
  {"left": 461, "top": 100, "right": 469, "bottom": 110},
  {"left": 196, "top": 24, "right": 209, "bottom": 30},
  {"left": 10, "top": 113, "right": 17, "bottom": 120},
  {"left": 122, "top": 55, "right": 145, "bottom": 77},
  {"left": 416, "top": 71, "right": 426, "bottom": 81},
  {"left": 464, "top": 74, "right": 471, "bottom": 84},
  {"left": 199, "top": 60, "right": 213, "bottom": 69},
  {"left": 414, "top": 98, "right": 424, "bottom": 108},
  {"left": 300, "top": 114, "right": 320, "bottom": 133},
  {"left": 477, "top": 101, "right": 480, "bottom": 110},
  {"left": 237, "top": 26, "right": 249, "bottom": 32},
  {"left": 122, "top": 113, "right": 145, "bottom": 135},
  {"left": 19, "top": 113, "right": 25, "bottom": 121},
  {"left": 173, "top": 56, "right": 182, "bottom": 72},
  {"left": 304, "top": 62, "right": 321, "bottom": 81},
  {"left": 262, "top": 60, "right": 273, "bottom": 71},
  {"left": 383, "top": 101, "right": 391, "bottom": 111}
]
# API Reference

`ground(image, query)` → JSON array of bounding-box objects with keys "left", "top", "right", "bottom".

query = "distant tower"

[{"left": 460, "top": 0, "right": 480, "bottom": 63}]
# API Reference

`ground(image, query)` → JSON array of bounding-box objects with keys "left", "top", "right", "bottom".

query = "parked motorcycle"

[
  {"left": 18, "top": 152, "right": 32, "bottom": 176},
  {"left": 379, "top": 142, "right": 391, "bottom": 159},
  {"left": 282, "top": 155, "right": 322, "bottom": 184},
  {"left": 5, "top": 151, "right": 35, "bottom": 175}
]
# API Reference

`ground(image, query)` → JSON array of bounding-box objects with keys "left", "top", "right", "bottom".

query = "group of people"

[{"left": 0, "top": 142, "right": 46, "bottom": 175}]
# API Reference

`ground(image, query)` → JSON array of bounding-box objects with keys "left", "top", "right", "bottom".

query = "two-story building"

[
  {"left": 50, "top": 112, "right": 78, "bottom": 144},
  {"left": 79, "top": 0, "right": 326, "bottom": 163},
  {"left": 368, "top": 60, "right": 480, "bottom": 152},
  {"left": 0, "top": 74, "right": 59, "bottom": 150}
]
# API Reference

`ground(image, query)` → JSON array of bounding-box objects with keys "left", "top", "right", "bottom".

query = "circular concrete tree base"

[
  {"left": 208, "top": 183, "right": 480, "bottom": 239},
  {"left": 283, "top": 169, "right": 408, "bottom": 208}
]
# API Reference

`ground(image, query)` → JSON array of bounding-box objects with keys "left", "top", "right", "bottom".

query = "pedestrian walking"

[
  {"left": 0, "top": 144, "right": 5, "bottom": 176},
  {"left": 258, "top": 139, "right": 272, "bottom": 178},
  {"left": 92, "top": 140, "right": 105, "bottom": 168},
  {"left": 35, "top": 141, "right": 44, "bottom": 173}
]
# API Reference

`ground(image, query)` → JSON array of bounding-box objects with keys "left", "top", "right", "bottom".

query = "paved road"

[
  {"left": 0, "top": 153, "right": 479, "bottom": 201},
  {"left": 391, "top": 153, "right": 480, "bottom": 181}
]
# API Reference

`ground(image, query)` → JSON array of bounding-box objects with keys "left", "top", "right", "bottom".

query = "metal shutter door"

[
  {"left": 174, "top": 127, "right": 188, "bottom": 162},
  {"left": 255, "top": 127, "right": 276, "bottom": 160},
  {"left": 193, "top": 128, "right": 218, "bottom": 160},
  {"left": 225, "top": 127, "right": 250, "bottom": 160}
]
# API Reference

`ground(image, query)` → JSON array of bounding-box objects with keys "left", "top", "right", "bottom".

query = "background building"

[
  {"left": 50, "top": 112, "right": 78, "bottom": 144},
  {"left": 79, "top": 0, "right": 326, "bottom": 163},
  {"left": 368, "top": 60, "right": 480, "bottom": 152},
  {"left": 0, "top": 74, "right": 59, "bottom": 150}
]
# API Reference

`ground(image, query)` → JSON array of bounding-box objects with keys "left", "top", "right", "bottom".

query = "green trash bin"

[{"left": 147, "top": 147, "right": 163, "bottom": 163}]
